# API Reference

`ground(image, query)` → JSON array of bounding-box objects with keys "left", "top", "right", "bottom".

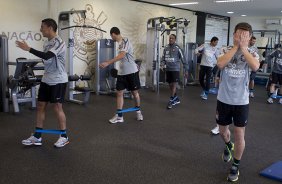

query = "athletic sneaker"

[
  {"left": 211, "top": 125, "right": 219, "bottom": 135},
  {"left": 249, "top": 91, "right": 254, "bottom": 98},
  {"left": 54, "top": 136, "right": 69, "bottom": 148},
  {"left": 109, "top": 114, "right": 124, "bottom": 124},
  {"left": 136, "top": 111, "right": 143, "bottom": 121},
  {"left": 227, "top": 166, "right": 240, "bottom": 182},
  {"left": 22, "top": 135, "right": 42, "bottom": 146},
  {"left": 200, "top": 91, "right": 205, "bottom": 97},
  {"left": 172, "top": 97, "right": 180, "bottom": 105},
  {"left": 222, "top": 142, "right": 234, "bottom": 162},
  {"left": 167, "top": 101, "right": 173, "bottom": 109},
  {"left": 202, "top": 93, "right": 208, "bottom": 100},
  {"left": 267, "top": 97, "right": 273, "bottom": 104},
  {"left": 279, "top": 98, "right": 282, "bottom": 104}
]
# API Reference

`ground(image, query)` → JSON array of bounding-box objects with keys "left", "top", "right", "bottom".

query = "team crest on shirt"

[{"left": 240, "top": 54, "right": 246, "bottom": 62}]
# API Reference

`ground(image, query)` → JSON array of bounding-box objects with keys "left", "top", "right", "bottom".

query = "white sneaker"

[
  {"left": 109, "top": 114, "right": 124, "bottom": 124},
  {"left": 267, "top": 97, "right": 273, "bottom": 104},
  {"left": 211, "top": 125, "right": 219, "bottom": 135},
  {"left": 22, "top": 135, "right": 42, "bottom": 146},
  {"left": 279, "top": 98, "right": 282, "bottom": 104},
  {"left": 249, "top": 91, "right": 254, "bottom": 98},
  {"left": 136, "top": 111, "right": 143, "bottom": 121},
  {"left": 54, "top": 136, "right": 69, "bottom": 148}
]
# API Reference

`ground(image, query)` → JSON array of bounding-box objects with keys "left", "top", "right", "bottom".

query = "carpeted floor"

[{"left": 0, "top": 84, "right": 281, "bottom": 184}]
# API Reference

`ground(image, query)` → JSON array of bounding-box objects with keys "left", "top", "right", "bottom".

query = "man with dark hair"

[
  {"left": 42, "top": 18, "right": 57, "bottom": 32},
  {"left": 195, "top": 36, "right": 220, "bottom": 100},
  {"left": 99, "top": 27, "right": 143, "bottom": 123},
  {"left": 16, "top": 18, "right": 69, "bottom": 148},
  {"left": 216, "top": 22, "right": 259, "bottom": 182},
  {"left": 161, "top": 34, "right": 188, "bottom": 109},
  {"left": 248, "top": 36, "right": 259, "bottom": 98}
]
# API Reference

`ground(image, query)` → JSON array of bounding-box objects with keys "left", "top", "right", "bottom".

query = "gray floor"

[{"left": 0, "top": 85, "right": 281, "bottom": 184}]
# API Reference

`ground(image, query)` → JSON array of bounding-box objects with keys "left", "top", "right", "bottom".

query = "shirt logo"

[{"left": 224, "top": 62, "right": 246, "bottom": 78}]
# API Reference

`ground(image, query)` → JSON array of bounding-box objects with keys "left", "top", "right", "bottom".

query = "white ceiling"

[{"left": 137, "top": 0, "right": 282, "bottom": 17}]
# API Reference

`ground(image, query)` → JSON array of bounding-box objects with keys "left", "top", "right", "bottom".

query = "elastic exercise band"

[
  {"left": 271, "top": 94, "right": 282, "bottom": 99},
  {"left": 117, "top": 107, "right": 140, "bottom": 113},
  {"left": 209, "top": 88, "right": 218, "bottom": 95},
  {"left": 35, "top": 129, "right": 66, "bottom": 135}
]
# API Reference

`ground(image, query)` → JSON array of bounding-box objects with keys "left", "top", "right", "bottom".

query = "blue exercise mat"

[{"left": 260, "top": 161, "right": 282, "bottom": 182}]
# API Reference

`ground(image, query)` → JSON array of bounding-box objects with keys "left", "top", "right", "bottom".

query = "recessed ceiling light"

[
  {"left": 215, "top": 0, "right": 250, "bottom": 3},
  {"left": 241, "top": 14, "right": 247, "bottom": 16},
  {"left": 227, "top": 12, "right": 234, "bottom": 14},
  {"left": 169, "top": 2, "right": 199, "bottom": 6}
]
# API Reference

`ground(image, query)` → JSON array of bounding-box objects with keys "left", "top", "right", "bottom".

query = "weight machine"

[
  {"left": 252, "top": 30, "right": 281, "bottom": 83},
  {"left": 95, "top": 39, "right": 117, "bottom": 95},
  {"left": 58, "top": 10, "right": 106, "bottom": 104},
  {"left": 145, "top": 16, "right": 190, "bottom": 93},
  {"left": 0, "top": 35, "right": 9, "bottom": 112},
  {"left": 8, "top": 58, "right": 42, "bottom": 113},
  {"left": 185, "top": 42, "right": 198, "bottom": 85}
]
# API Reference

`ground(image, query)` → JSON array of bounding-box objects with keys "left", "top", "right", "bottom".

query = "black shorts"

[
  {"left": 271, "top": 72, "right": 282, "bottom": 85},
  {"left": 216, "top": 100, "right": 249, "bottom": 127},
  {"left": 116, "top": 72, "right": 140, "bottom": 91},
  {"left": 250, "top": 71, "right": 257, "bottom": 81},
  {"left": 166, "top": 71, "right": 179, "bottom": 83},
  {"left": 38, "top": 82, "right": 67, "bottom": 103}
]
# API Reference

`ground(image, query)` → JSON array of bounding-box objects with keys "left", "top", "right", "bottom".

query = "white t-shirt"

[
  {"left": 117, "top": 37, "right": 138, "bottom": 75},
  {"left": 41, "top": 36, "right": 68, "bottom": 85},
  {"left": 196, "top": 43, "right": 220, "bottom": 67}
]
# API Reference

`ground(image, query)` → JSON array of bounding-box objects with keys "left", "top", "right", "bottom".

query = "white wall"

[
  {"left": 0, "top": 0, "right": 49, "bottom": 64},
  {"left": 0, "top": 0, "right": 197, "bottom": 86}
]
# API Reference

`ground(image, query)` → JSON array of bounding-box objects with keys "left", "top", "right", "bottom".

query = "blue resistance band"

[
  {"left": 35, "top": 129, "right": 66, "bottom": 135},
  {"left": 209, "top": 88, "right": 218, "bottom": 95},
  {"left": 117, "top": 107, "right": 140, "bottom": 113},
  {"left": 271, "top": 94, "right": 282, "bottom": 99}
]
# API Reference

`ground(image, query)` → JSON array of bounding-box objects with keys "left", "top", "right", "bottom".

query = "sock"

[
  {"left": 249, "top": 89, "right": 254, "bottom": 92},
  {"left": 33, "top": 127, "right": 42, "bottom": 139},
  {"left": 60, "top": 130, "right": 67, "bottom": 138},
  {"left": 225, "top": 141, "right": 233, "bottom": 151},
  {"left": 117, "top": 109, "right": 123, "bottom": 117},
  {"left": 232, "top": 158, "right": 240, "bottom": 168},
  {"left": 269, "top": 93, "right": 273, "bottom": 98}
]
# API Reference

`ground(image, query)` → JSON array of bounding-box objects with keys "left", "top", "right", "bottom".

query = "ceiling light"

[
  {"left": 241, "top": 14, "right": 247, "bottom": 16},
  {"left": 169, "top": 2, "right": 199, "bottom": 6},
  {"left": 227, "top": 12, "right": 234, "bottom": 14},
  {"left": 215, "top": 0, "right": 250, "bottom": 3}
]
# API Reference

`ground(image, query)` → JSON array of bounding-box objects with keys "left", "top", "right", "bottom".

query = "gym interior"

[{"left": 0, "top": 0, "right": 281, "bottom": 183}]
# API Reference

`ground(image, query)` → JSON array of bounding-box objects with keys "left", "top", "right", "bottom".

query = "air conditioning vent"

[{"left": 266, "top": 19, "right": 281, "bottom": 25}]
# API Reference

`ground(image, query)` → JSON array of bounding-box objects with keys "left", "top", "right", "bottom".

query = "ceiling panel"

[{"left": 135, "top": 0, "right": 282, "bottom": 17}]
